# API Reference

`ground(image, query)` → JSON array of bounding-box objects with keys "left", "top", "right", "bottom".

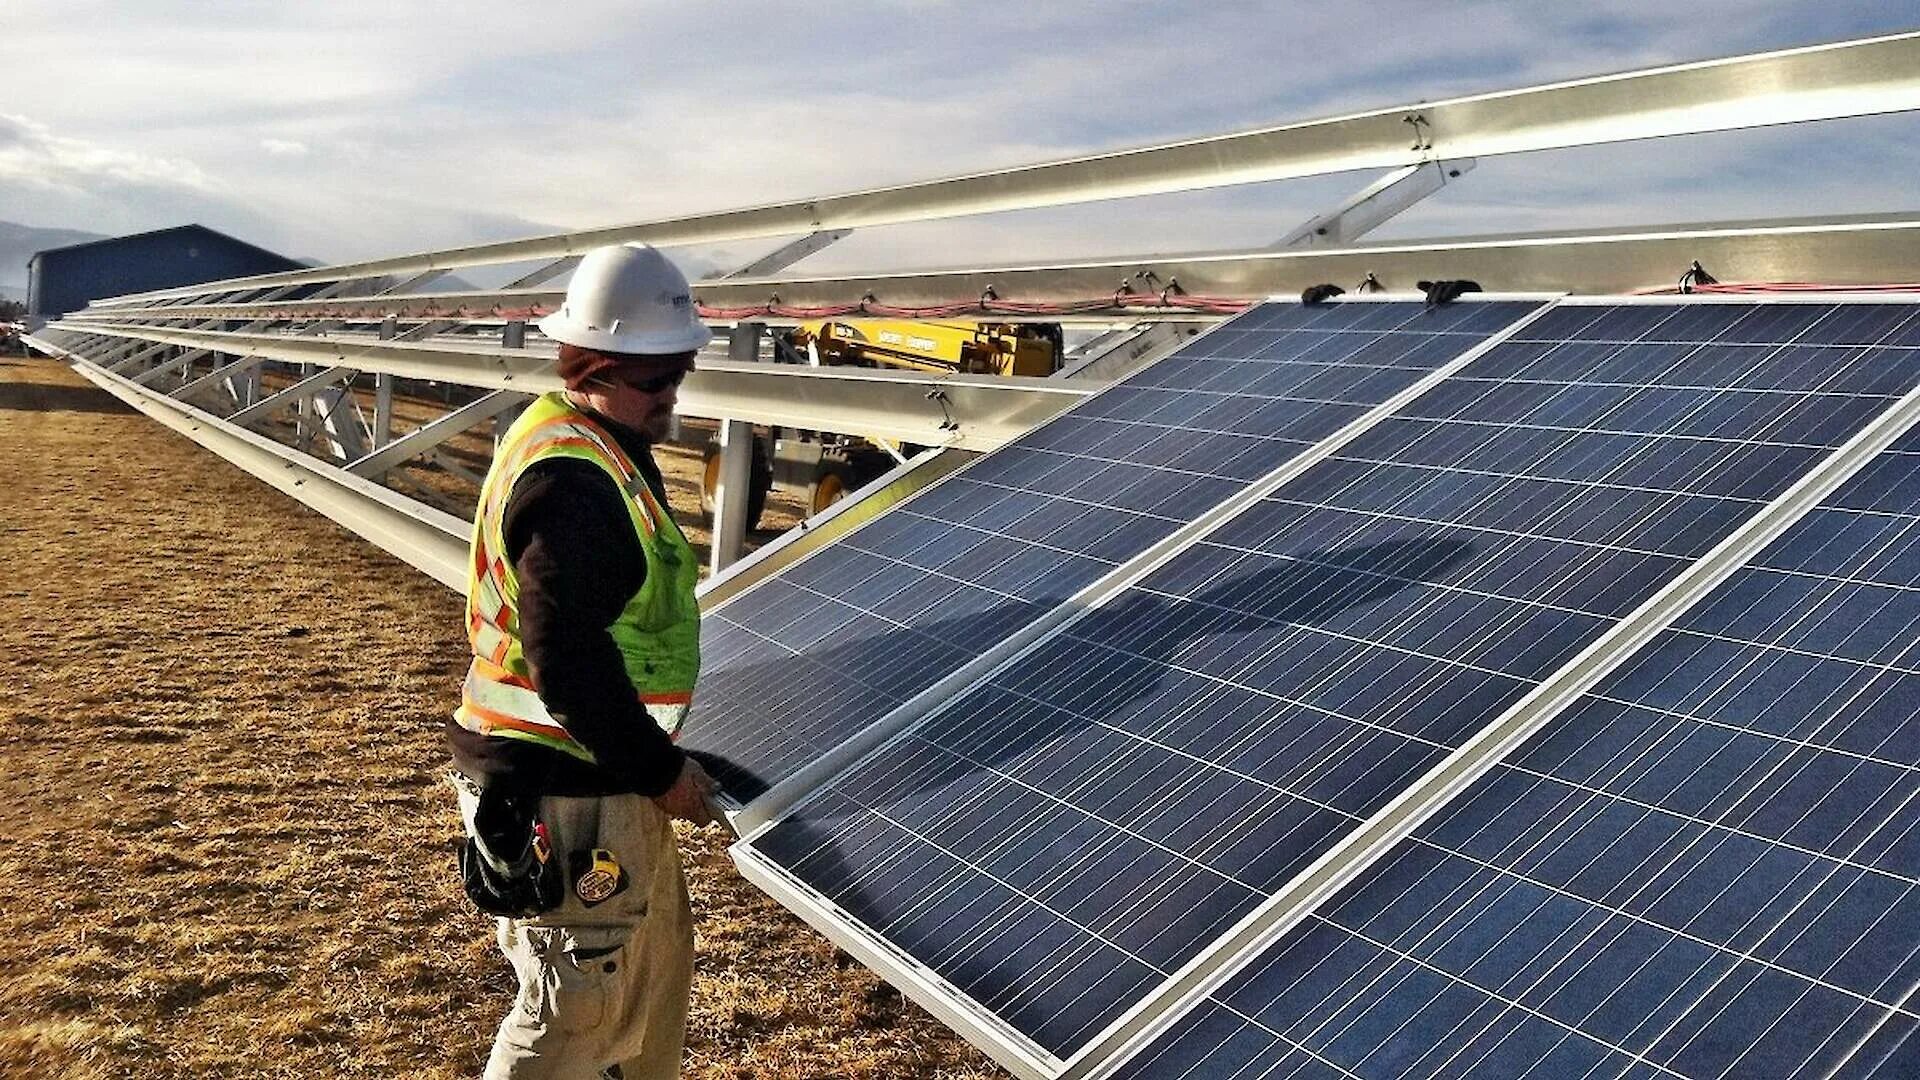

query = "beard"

[{"left": 639, "top": 405, "right": 674, "bottom": 441}]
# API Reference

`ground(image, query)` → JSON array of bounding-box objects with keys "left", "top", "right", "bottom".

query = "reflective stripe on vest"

[
  {"left": 454, "top": 393, "right": 701, "bottom": 762},
  {"left": 462, "top": 666, "right": 690, "bottom": 739}
]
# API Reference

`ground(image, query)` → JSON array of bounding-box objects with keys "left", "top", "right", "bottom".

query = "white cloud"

[
  {"left": 0, "top": 113, "right": 213, "bottom": 192},
  {"left": 0, "top": 2, "right": 1911, "bottom": 272}
]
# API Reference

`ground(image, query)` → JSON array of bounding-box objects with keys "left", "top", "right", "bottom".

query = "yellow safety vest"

[{"left": 454, "top": 393, "right": 701, "bottom": 762}]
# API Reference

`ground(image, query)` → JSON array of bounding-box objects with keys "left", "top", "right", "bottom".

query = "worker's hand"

[{"left": 653, "top": 756, "right": 718, "bottom": 826}]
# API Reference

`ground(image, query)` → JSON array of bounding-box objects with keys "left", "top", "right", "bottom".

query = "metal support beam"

[
  {"left": 227, "top": 366, "right": 358, "bottom": 427},
  {"left": 36, "top": 338, "right": 468, "bottom": 591},
  {"left": 1058, "top": 321, "right": 1204, "bottom": 382},
  {"left": 348, "top": 390, "right": 530, "bottom": 479},
  {"left": 1274, "top": 159, "right": 1475, "bottom": 248},
  {"left": 91, "top": 31, "right": 1920, "bottom": 302},
  {"left": 494, "top": 402, "right": 528, "bottom": 454},
  {"left": 55, "top": 322, "right": 1094, "bottom": 451},
  {"left": 228, "top": 364, "right": 261, "bottom": 409},
  {"left": 170, "top": 354, "right": 267, "bottom": 403},
  {"left": 383, "top": 269, "right": 450, "bottom": 295},
  {"left": 718, "top": 230, "right": 854, "bottom": 279},
  {"left": 494, "top": 319, "right": 531, "bottom": 452},
  {"left": 428, "top": 448, "right": 484, "bottom": 487},
  {"left": 293, "top": 363, "right": 314, "bottom": 444},
  {"left": 698, "top": 446, "right": 970, "bottom": 610},
  {"left": 70, "top": 214, "right": 1920, "bottom": 325},
  {"left": 504, "top": 256, "right": 581, "bottom": 289},
  {"left": 310, "top": 384, "right": 370, "bottom": 461},
  {"left": 373, "top": 375, "right": 395, "bottom": 447},
  {"left": 372, "top": 319, "right": 400, "bottom": 449},
  {"left": 710, "top": 323, "right": 762, "bottom": 575},
  {"left": 106, "top": 340, "right": 171, "bottom": 373},
  {"left": 128, "top": 348, "right": 193, "bottom": 386},
  {"left": 104, "top": 282, "right": 312, "bottom": 381},
  {"left": 676, "top": 215, "right": 1920, "bottom": 309}
]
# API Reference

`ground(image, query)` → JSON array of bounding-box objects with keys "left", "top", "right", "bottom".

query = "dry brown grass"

[{"left": 0, "top": 358, "right": 1000, "bottom": 1079}]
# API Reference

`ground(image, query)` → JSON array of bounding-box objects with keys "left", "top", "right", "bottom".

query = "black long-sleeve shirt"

[{"left": 446, "top": 411, "right": 687, "bottom": 798}]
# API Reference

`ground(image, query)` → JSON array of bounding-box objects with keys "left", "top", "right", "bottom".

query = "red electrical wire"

[
  {"left": 699, "top": 291, "right": 1254, "bottom": 321},
  {"left": 182, "top": 290, "right": 1261, "bottom": 324}
]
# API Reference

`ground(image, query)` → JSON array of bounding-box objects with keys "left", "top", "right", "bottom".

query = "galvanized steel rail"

[{"left": 85, "top": 30, "right": 1920, "bottom": 305}]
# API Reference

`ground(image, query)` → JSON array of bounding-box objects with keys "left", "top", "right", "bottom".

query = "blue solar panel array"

[
  {"left": 685, "top": 299, "right": 1542, "bottom": 800},
  {"left": 1111, "top": 333, "right": 1920, "bottom": 1080},
  {"left": 748, "top": 300, "right": 1920, "bottom": 1066}
]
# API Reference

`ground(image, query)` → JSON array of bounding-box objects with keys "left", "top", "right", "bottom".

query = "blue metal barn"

[{"left": 27, "top": 224, "right": 303, "bottom": 319}]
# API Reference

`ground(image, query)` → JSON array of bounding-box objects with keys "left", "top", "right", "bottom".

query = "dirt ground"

[{"left": 0, "top": 357, "right": 1000, "bottom": 1079}]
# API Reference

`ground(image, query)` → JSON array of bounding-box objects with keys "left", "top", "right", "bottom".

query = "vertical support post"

[
  {"left": 227, "top": 363, "right": 261, "bottom": 408},
  {"left": 374, "top": 319, "right": 398, "bottom": 450},
  {"left": 494, "top": 321, "right": 530, "bottom": 455},
  {"left": 294, "top": 362, "right": 313, "bottom": 446},
  {"left": 709, "top": 322, "right": 761, "bottom": 576},
  {"left": 373, "top": 376, "right": 395, "bottom": 448}
]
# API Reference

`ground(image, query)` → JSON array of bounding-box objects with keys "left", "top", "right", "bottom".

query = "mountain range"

[{"left": 0, "top": 220, "right": 106, "bottom": 290}]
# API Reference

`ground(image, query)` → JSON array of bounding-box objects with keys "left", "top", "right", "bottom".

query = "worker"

[{"left": 447, "top": 242, "right": 719, "bottom": 1079}]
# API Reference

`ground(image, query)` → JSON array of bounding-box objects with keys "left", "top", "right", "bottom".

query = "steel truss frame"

[
  {"left": 78, "top": 29, "right": 1920, "bottom": 304},
  {"left": 45, "top": 30, "right": 1920, "bottom": 567}
]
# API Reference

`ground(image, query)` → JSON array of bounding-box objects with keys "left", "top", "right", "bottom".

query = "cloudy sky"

[{"left": 5, "top": 2, "right": 1916, "bottom": 278}]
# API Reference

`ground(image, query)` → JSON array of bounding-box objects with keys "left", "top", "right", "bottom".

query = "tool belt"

[{"left": 459, "top": 778, "right": 564, "bottom": 919}]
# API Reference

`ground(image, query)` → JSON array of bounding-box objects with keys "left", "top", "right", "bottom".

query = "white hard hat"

[{"left": 538, "top": 244, "right": 713, "bottom": 355}]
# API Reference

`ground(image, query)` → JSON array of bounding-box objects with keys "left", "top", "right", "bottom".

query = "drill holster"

[{"left": 459, "top": 781, "right": 565, "bottom": 919}]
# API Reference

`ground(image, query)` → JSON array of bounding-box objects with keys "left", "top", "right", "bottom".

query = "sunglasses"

[{"left": 590, "top": 368, "right": 688, "bottom": 394}]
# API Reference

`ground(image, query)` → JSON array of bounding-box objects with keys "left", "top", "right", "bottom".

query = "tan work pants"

[{"left": 456, "top": 778, "right": 694, "bottom": 1080}]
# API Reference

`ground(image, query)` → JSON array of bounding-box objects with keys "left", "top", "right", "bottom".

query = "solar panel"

[
  {"left": 1107, "top": 332, "right": 1920, "bottom": 1080},
  {"left": 685, "top": 298, "right": 1546, "bottom": 800},
  {"left": 740, "top": 298, "right": 1920, "bottom": 1074}
]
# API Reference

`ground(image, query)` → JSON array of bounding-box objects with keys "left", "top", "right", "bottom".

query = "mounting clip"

[
  {"left": 1678, "top": 260, "right": 1719, "bottom": 294},
  {"left": 925, "top": 387, "right": 959, "bottom": 432},
  {"left": 1403, "top": 113, "right": 1434, "bottom": 153}
]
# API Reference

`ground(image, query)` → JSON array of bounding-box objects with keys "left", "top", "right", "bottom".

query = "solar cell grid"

[
  {"left": 1102, "top": 307, "right": 1920, "bottom": 1080},
  {"left": 686, "top": 299, "right": 1543, "bottom": 800},
  {"left": 747, "top": 299, "right": 1920, "bottom": 1070}
]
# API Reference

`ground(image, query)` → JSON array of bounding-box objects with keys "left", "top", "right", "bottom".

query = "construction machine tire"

[
  {"left": 805, "top": 463, "right": 853, "bottom": 517},
  {"left": 700, "top": 442, "right": 771, "bottom": 531}
]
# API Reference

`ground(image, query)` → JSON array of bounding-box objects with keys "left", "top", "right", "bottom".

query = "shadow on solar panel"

[
  {"left": 684, "top": 297, "right": 1547, "bottom": 804},
  {"left": 739, "top": 296, "right": 1920, "bottom": 1080},
  {"left": 754, "top": 536, "right": 1478, "bottom": 1045},
  {"left": 690, "top": 534, "right": 1473, "bottom": 792}
]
